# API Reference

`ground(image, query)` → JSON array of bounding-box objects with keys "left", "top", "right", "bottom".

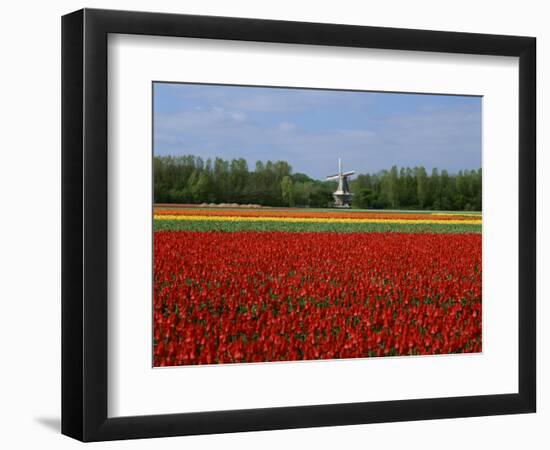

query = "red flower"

[{"left": 153, "top": 231, "right": 482, "bottom": 366}]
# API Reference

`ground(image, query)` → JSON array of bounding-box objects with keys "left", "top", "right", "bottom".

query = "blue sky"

[{"left": 153, "top": 82, "right": 481, "bottom": 180}]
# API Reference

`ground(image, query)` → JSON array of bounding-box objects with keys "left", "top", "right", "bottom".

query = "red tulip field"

[{"left": 153, "top": 208, "right": 482, "bottom": 366}]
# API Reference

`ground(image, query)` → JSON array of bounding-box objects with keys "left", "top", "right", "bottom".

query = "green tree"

[
  {"left": 190, "top": 172, "right": 209, "bottom": 202},
  {"left": 416, "top": 166, "right": 428, "bottom": 208},
  {"left": 281, "top": 175, "right": 295, "bottom": 206},
  {"left": 354, "top": 188, "right": 375, "bottom": 209},
  {"left": 388, "top": 165, "right": 399, "bottom": 208},
  {"left": 153, "top": 154, "right": 481, "bottom": 211}
]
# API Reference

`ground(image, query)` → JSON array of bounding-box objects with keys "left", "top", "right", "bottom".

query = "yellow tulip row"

[{"left": 154, "top": 214, "right": 482, "bottom": 225}]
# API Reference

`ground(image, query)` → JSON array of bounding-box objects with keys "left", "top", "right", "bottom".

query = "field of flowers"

[{"left": 153, "top": 207, "right": 482, "bottom": 366}]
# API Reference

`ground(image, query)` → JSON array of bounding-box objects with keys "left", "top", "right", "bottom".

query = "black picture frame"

[{"left": 62, "top": 8, "right": 536, "bottom": 442}]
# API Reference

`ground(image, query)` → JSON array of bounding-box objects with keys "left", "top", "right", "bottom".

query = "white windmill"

[{"left": 326, "top": 158, "right": 355, "bottom": 208}]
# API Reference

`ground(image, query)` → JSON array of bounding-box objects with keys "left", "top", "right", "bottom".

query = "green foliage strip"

[{"left": 154, "top": 219, "right": 481, "bottom": 234}]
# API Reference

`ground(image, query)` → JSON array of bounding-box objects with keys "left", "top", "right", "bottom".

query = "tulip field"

[{"left": 153, "top": 207, "right": 482, "bottom": 366}]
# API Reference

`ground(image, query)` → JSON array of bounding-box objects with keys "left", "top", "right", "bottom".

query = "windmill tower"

[{"left": 326, "top": 158, "right": 355, "bottom": 208}]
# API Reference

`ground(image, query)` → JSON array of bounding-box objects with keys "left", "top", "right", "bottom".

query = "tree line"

[{"left": 154, "top": 155, "right": 481, "bottom": 211}]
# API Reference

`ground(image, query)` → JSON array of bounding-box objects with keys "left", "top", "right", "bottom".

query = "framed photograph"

[{"left": 61, "top": 8, "right": 536, "bottom": 441}]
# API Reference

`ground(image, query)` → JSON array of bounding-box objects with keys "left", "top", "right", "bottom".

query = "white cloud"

[
  {"left": 278, "top": 122, "right": 296, "bottom": 132},
  {"left": 230, "top": 112, "right": 247, "bottom": 122}
]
